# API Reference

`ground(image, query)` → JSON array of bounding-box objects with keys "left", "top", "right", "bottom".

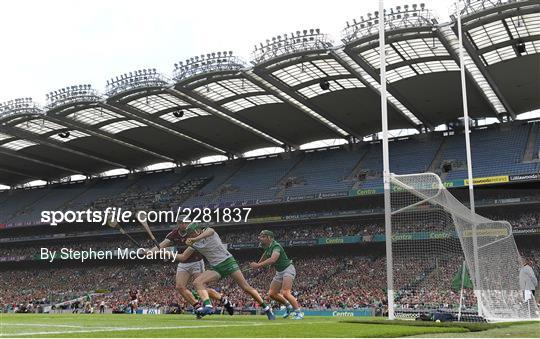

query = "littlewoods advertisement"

[{"left": 350, "top": 172, "right": 540, "bottom": 196}]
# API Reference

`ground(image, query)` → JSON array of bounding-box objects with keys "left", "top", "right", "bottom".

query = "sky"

[
  {"left": 0, "top": 0, "right": 537, "bottom": 188},
  {"left": 0, "top": 0, "right": 455, "bottom": 104}
]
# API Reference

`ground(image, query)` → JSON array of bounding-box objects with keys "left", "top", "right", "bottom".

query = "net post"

[
  {"left": 458, "top": 260, "right": 466, "bottom": 321},
  {"left": 456, "top": 0, "right": 482, "bottom": 318},
  {"left": 379, "top": 0, "right": 395, "bottom": 320}
]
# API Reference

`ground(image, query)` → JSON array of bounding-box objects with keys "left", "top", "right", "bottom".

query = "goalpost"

[
  {"left": 378, "top": 0, "right": 539, "bottom": 322},
  {"left": 388, "top": 172, "right": 539, "bottom": 321}
]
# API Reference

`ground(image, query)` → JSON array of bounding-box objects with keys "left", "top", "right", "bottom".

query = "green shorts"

[{"left": 210, "top": 257, "right": 240, "bottom": 278}]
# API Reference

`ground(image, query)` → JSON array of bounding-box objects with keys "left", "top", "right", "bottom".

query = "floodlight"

[
  {"left": 319, "top": 79, "right": 330, "bottom": 90},
  {"left": 516, "top": 41, "right": 526, "bottom": 54}
]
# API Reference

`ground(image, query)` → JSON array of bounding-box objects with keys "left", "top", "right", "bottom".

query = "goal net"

[{"left": 388, "top": 172, "right": 539, "bottom": 322}]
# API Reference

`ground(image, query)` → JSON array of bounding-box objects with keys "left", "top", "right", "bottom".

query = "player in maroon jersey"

[
  {"left": 128, "top": 288, "right": 139, "bottom": 314},
  {"left": 147, "top": 220, "right": 234, "bottom": 315}
]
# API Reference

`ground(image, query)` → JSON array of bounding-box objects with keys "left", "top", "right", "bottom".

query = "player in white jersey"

[
  {"left": 146, "top": 220, "right": 234, "bottom": 316},
  {"left": 175, "top": 223, "right": 275, "bottom": 320}
]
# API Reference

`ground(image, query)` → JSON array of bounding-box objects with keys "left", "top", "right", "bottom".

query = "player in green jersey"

[
  {"left": 250, "top": 230, "right": 303, "bottom": 320},
  {"left": 175, "top": 223, "right": 275, "bottom": 320}
]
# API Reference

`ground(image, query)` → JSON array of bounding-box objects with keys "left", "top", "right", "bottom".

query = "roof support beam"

[
  {"left": 385, "top": 55, "right": 453, "bottom": 71},
  {"left": 0, "top": 166, "right": 41, "bottom": 181},
  {"left": 102, "top": 101, "right": 227, "bottom": 157},
  {"left": 475, "top": 34, "right": 540, "bottom": 54},
  {"left": 166, "top": 87, "right": 286, "bottom": 148},
  {"left": 442, "top": 25, "right": 515, "bottom": 119},
  {"left": 334, "top": 48, "right": 430, "bottom": 130},
  {"left": 246, "top": 69, "right": 355, "bottom": 138},
  {"left": 289, "top": 74, "right": 354, "bottom": 91},
  {"left": 462, "top": 3, "right": 539, "bottom": 29},
  {"left": 461, "top": 35, "right": 515, "bottom": 119},
  {"left": 48, "top": 116, "right": 174, "bottom": 167},
  {"left": 47, "top": 113, "right": 176, "bottom": 164},
  {"left": 109, "top": 95, "right": 239, "bottom": 155},
  {"left": 1, "top": 125, "right": 127, "bottom": 169},
  {"left": 0, "top": 148, "right": 81, "bottom": 175},
  {"left": 436, "top": 28, "right": 504, "bottom": 121}
]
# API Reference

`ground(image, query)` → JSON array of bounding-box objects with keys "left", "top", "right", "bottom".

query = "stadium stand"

[
  {"left": 0, "top": 0, "right": 538, "bottom": 325},
  {"left": 1, "top": 249, "right": 537, "bottom": 313},
  {"left": 280, "top": 148, "right": 363, "bottom": 197},
  {"left": 442, "top": 123, "right": 539, "bottom": 181},
  {"left": 2, "top": 121, "right": 540, "bottom": 226},
  {"left": 212, "top": 155, "right": 299, "bottom": 203}
]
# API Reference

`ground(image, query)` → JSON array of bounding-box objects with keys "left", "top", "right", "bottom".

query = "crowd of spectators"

[
  {"left": 1, "top": 250, "right": 538, "bottom": 314},
  {"left": 0, "top": 212, "right": 538, "bottom": 258},
  {"left": 89, "top": 178, "right": 208, "bottom": 212},
  {"left": 487, "top": 212, "right": 540, "bottom": 230}
]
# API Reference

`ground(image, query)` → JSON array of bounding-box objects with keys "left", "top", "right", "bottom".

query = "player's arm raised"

[
  {"left": 186, "top": 227, "right": 214, "bottom": 245},
  {"left": 250, "top": 251, "right": 280, "bottom": 269},
  {"left": 147, "top": 239, "right": 173, "bottom": 253}
]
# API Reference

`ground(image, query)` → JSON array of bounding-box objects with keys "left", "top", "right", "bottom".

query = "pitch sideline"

[{"left": 0, "top": 320, "right": 333, "bottom": 337}]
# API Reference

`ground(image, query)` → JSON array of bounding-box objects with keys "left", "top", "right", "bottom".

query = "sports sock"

[
  {"left": 203, "top": 299, "right": 212, "bottom": 308},
  {"left": 261, "top": 302, "right": 268, "bottom": 309}
]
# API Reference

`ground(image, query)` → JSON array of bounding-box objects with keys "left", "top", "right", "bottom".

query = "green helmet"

[
  {"left": 185, "top": 222, "right": 199, "bottom": 234},
  {"left": 259, "top": 229, "right": 275, "bottom": 238}
]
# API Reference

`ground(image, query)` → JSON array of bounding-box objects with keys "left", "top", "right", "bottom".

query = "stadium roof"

[{"left": 0, "top": 0, "right": 538, "bottom": 186}]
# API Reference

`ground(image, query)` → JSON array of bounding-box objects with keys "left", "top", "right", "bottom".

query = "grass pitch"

[{"left": 0, "top": 314, "right": 537, "bottom": 338}]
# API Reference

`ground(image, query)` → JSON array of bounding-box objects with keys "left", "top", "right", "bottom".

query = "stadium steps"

[
  {"left": 175, "top": 177, "right": 213, "bottom": 206},
  {"left": 5, "top": 186, "right": 80, "bottom": 224},
  {"left": 205, "top": 160, "right": 248, "bottom": 204},
  {"left": 54, "top": 183, "right": 94, "bottom": 212},
  {"left": 345, "top": 149, "right": 369, "bottom": 180},
  {"left": 522, "top": 123, "right": 539, "bottom": 162},
  {"left": 3, "top": 189, "right": 52, "bottom": 224},
  {"left": 428, "top": 137, "right": 449, "bottom": 173},
  {"left": 273, "top": 153, "right": 306, "bottom": 199},
  {"left": 65, "top": 176, "right": 146, "bottom": 212},
  {"left": 275, "top": 152, "right": 306, "bottom": 186}
]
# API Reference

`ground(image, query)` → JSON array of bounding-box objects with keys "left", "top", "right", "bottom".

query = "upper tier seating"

[{"left": 1, "top": 122, "right": 536, "bottom": 225}]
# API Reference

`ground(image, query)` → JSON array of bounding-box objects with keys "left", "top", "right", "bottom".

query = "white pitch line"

[
  {"left": 1, "top": 321, "right": 331, "bottom": 337},
  {"left": 0, "top": 323, "right": 268, "bottom": 337},
  {"left": 2, "top": 320, "right": 256, "bottom": 328},
  {"left": 2, "top": 323, "right": 90, "bottom": 328}
]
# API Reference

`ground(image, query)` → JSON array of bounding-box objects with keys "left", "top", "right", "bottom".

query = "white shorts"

[
  {"left": 272, "top": 264, "right": 296, "bottom": 283},
  {"left": 177, "top": 259, "right": 205, "bottom": 275},
  {"left": 129, "top": 299, "right": 138, "bottom": 305}
]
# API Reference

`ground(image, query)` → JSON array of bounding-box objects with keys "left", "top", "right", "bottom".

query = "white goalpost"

[
  {"left": 388, "top": 172, "right": 539, "bottom": 321},
  {"left": 379, "top": 0, "right": 539, "bottom": 322}
]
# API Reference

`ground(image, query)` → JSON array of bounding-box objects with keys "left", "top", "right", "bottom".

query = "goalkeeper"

[
  {"left": 175, "top": 223, "right": 275, "bottom": 320},
  {"left": 250, "top": 230, "right": 303, "bottom": 320}
]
